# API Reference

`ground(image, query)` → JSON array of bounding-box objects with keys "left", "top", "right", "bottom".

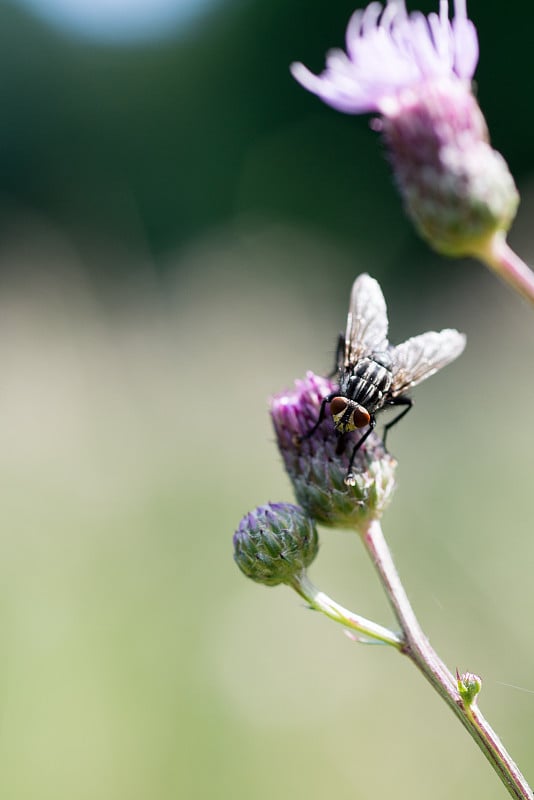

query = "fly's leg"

[
  {"left": 345, "top": 416, "right": 376, "bottom": 486},
  {"left": 327, "top": 333, "right": 345, "bottom": 378},
  {"left": 301, "top": 334, "right": 342, "bottom": 443},
  {"left": 295, "top": 392, "right": 337, "bottom": 444},
  {"left": 382, "top": 397, "right": 413, "bottom": 448}
]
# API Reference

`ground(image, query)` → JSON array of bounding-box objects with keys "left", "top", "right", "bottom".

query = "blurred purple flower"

[
  {"left": 290, "top": 1, "right": 518, "bottom": 259},
  {"left": 290, "top": 0, "right": 478, "bottom": 116}
]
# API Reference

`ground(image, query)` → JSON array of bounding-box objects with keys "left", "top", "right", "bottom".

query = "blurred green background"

[{"left": 0, "top": 0, "right": 532, "bottom": 798}]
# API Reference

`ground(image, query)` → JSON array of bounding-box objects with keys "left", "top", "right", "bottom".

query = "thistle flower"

[
  {"left": 270, "top": 372, "right": 396, "bottom": 529},
  {"left": 291, "top": 0, "right": 518, "bottom": 259},
  {"left": 233, "top": 502, "right": 319, "bottom": 586}
]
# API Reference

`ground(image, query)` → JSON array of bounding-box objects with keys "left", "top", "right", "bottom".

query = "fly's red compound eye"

[
  {"left": 351, "top": 407, "right": 371, "bottom": 429},
  {"left": 330, "top": 397, "right": 347, "bottom": 416}
]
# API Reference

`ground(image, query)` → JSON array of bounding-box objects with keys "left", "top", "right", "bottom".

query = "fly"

[{"left": 300, "top": 274, "right": 466, "bottom": 486}]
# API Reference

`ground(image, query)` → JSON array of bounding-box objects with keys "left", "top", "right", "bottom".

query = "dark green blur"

[{"left": 0, "top": 0, "right": 532, "bottom": 284}]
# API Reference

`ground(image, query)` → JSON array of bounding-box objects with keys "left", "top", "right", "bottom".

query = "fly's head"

[{"left": 330, "top": 396, "right": 370, "bottom": 434}]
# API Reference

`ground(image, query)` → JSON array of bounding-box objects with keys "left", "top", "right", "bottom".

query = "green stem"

[
  {"left": 477, "top": 232, "right": 534, "bottom": 307},
  {"left": 361, "top": 518, "right": 533, "bottom": 800},
  {"left": 290, "top": 572, "right": 403, "bottom": 649}
]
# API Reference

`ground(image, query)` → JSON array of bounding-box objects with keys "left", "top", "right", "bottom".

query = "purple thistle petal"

[
  {"left": 451, "top": 15, "right": 478, "bottom": 79},
  {"left": 291, "top": 0, "right": 479, "bottom": 116}
]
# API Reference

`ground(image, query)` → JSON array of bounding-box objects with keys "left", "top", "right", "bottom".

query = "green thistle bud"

[
  {"left": 270, "top": 373, "right": 397, "bottom": 529},
  {"left": 457, "top": 670, "right": 482, "bottom": 707},
  {"left": 233, "top": 503, "right": 319, "bottom": 587}
]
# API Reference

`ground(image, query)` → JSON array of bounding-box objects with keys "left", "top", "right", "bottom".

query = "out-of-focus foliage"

[
  {"left": 0, "top": 1, "right": 532, "bottom": 798},
  {"left": 0, "top": 0, "right": 533, "bottom": 280},
  {"left": 0, "top": 216, "right": 532, "bottom": 799}
]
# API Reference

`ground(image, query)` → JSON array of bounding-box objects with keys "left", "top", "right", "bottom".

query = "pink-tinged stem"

[
  {"left": 361, "top": 519, "right": 533, "bottom": 800},
  {"left": 478, "top": 232, "right": 534, "bottom": 307}
]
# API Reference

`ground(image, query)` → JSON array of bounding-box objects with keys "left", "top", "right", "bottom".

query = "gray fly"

[{"left": 302, "top": 274, "right": 466, "bottom": 486}]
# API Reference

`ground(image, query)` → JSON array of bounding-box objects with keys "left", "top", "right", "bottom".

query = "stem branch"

[
  {"left": 361, "top": 518, "right": 532, "bottom": 800},
  {"left": 290, "top": 572, "right": 403, "bottom": 649},
  {"left": 478, "top": 233, "right": 534, "bottom": 307}
]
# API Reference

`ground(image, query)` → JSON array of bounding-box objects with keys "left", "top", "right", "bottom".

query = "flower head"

[
  {"left": 380, "top": 81, "right": 519, "bottom": 256},
  {"left": 290, "top": 1, "right": 518, "bottom": 259},
  {"left": 270, "top": 372, "right": 397, "bottom": 529},
  {"left": 233, "top": 502, "right": 319, "bottom": 586},
  {"left": 290, "top": 0, "right": 478, "bottom": 117}
]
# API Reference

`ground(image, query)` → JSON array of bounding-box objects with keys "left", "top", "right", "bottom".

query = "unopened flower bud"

[
  {"left": 270, "top": 372, "right": 396, "bottom": 529},
  {"left": 233, "top": 502, "right": 319, "bottom": 586},
  {"left": 457, "top": 670, "right": 482, "bottom": 707}
]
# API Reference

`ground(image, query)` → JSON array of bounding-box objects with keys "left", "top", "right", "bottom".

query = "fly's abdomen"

[{"left": 344, "top": 356, "right": 393, "bottom": 412}]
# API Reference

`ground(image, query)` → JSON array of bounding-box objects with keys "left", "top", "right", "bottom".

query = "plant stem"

[
  {"left": 290, "top": 571, "right": 403, "bottom": 648},
  {"left": 360, "top": 518, "right": 533, "bottom": 800},
  {"left": 477, "top": 232, "right": 534, "bottom": 307}
]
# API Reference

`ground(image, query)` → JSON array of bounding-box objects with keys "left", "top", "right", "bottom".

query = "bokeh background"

[{"left": 0, "top": 0, "right": 532, "bottom": 797}]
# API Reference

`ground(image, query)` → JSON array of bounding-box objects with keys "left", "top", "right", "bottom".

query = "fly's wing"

[
  {"left": 390, "top": 329, "right": 466, "bottom": 396},
  {"left": 344, "top": 274, "right": 389, "bottom": 367}
]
